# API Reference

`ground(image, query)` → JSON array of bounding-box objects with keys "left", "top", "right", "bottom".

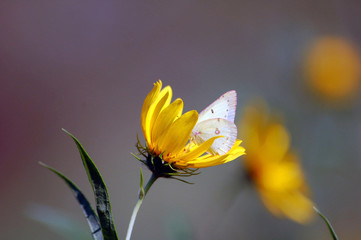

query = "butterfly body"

[{"left": 191, "top": 90, "right": 237, "bottom": 155}]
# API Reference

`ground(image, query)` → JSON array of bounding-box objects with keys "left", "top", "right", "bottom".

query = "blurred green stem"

[{"left": 125, "top": 173, "right": 157, "bottom": 240}]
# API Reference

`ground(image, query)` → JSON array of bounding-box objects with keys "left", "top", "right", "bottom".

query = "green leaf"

[
  {"left": 39, "top": 162, "right": 103, "bottom": 240},
  {"left": 139, "top": 168, "right": 144, "bottom": 200},
  {"left": 63, "top": 129, "right": 119, "bottom": 240},
  {"left": 314, "top": 206, "right": 338, "bottom": 240}
]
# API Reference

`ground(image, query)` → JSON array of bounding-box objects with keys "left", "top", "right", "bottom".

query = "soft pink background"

[{"left": 1, "top": 1, "right": 361, "bottom": 239}]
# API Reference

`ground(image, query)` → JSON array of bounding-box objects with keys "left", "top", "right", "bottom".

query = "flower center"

[{"left": 146, "top": 154, "right": 177, "bottom": 178}]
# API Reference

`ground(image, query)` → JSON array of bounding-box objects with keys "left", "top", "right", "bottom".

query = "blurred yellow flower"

[
  {"left": 304, "top": 36, "right": 361, "bottom": 102},
  {"left": 138, "top": 80, "right": 245, "bottom": 177},
  {"left": 240, "top": 102, "right": 314, "bottom": 223}
]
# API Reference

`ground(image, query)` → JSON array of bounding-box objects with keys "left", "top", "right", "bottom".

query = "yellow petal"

[
  {"left": 259, "top": 153, "right": 305, "bottom": 191},
  {"left": 183, "top": 139, "right": 245, "bottom": 168},
  {"left": 159, "top": 110, "right": 198, "bottom": 158},
  {"left": 222, "top": 140, "right": 246, "bottom": 164},
  {"left": 263, "top": 124, "right": 290, "bottom": 162},
  {"left": 260, "top": 189, "right": 314, "bottom": 223},
  {"left": 171, "top": 136, "right": 221, "bottom": 163},
  {"left": 144, "top": 86, "right": 172, "bottom": 147},
  {"left": 149, "top": 86, "right": 173, "bottom": 132},
  {"left": 152, "top": 98, "right": 183, "bottom": 152},
  {"left": 280, "top": 192, "right": 314, "bottom": 223},
  {"left": 141, "top": 81, "right": 162, "bottom": 144},
  {"left": 184, "top": 154, "right": 228, "bottom": 168},
  {"left": 192, "top": 139, "right": 244, "bottom": 163}
]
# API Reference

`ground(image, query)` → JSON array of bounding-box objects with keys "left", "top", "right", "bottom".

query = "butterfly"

[{"left": 191, "top": 90, "right": 238, "bottom": 155}]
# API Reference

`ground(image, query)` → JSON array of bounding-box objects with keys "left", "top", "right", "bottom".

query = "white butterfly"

[{"left": 191, "top": 90, "right": 237, "bottom": 155}]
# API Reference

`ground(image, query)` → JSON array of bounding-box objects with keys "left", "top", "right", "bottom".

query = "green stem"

[{"left": 125, "top": 174, "right": 158, "bottom": 240}]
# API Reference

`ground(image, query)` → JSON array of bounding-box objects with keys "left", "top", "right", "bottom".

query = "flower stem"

[{"left": 125, "top": 173, "right": 158, "bottom": 240}]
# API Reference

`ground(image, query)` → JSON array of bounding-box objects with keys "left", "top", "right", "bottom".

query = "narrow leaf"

[
  {"left": 314, "top": 206, "right": 338, "bottom": 240},
  {"left": 139, "top": 168, "right": 144, "bottom": 200},
  {"left": 62, "top": 129, "right": 118, "bottom": 240},
  {"left": 39, "top": 162, "right": 103, "bottom": 240}
]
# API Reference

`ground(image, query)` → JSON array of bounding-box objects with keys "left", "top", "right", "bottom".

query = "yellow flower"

[
  {"left": 304, "top": 36, "right": 361, "bottom": 103},
  {"left": 240, "top": 101, "right": 314, "bottom": 223},
  {"left": 138, "top": 80, "right": 245, "bottom": 177}
]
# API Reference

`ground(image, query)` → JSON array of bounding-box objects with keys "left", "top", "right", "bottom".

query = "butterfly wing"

[
  {"left": 192, "top": 118, "right": 237, "bottom": 155},
  {"left": 198, "top": 90, "right": 237, "bottom": 123}
]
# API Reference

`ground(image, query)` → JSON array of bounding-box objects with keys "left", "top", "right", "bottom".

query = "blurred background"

[{"left": 1, "top": 1, "right": 361, "bottom": 239}]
